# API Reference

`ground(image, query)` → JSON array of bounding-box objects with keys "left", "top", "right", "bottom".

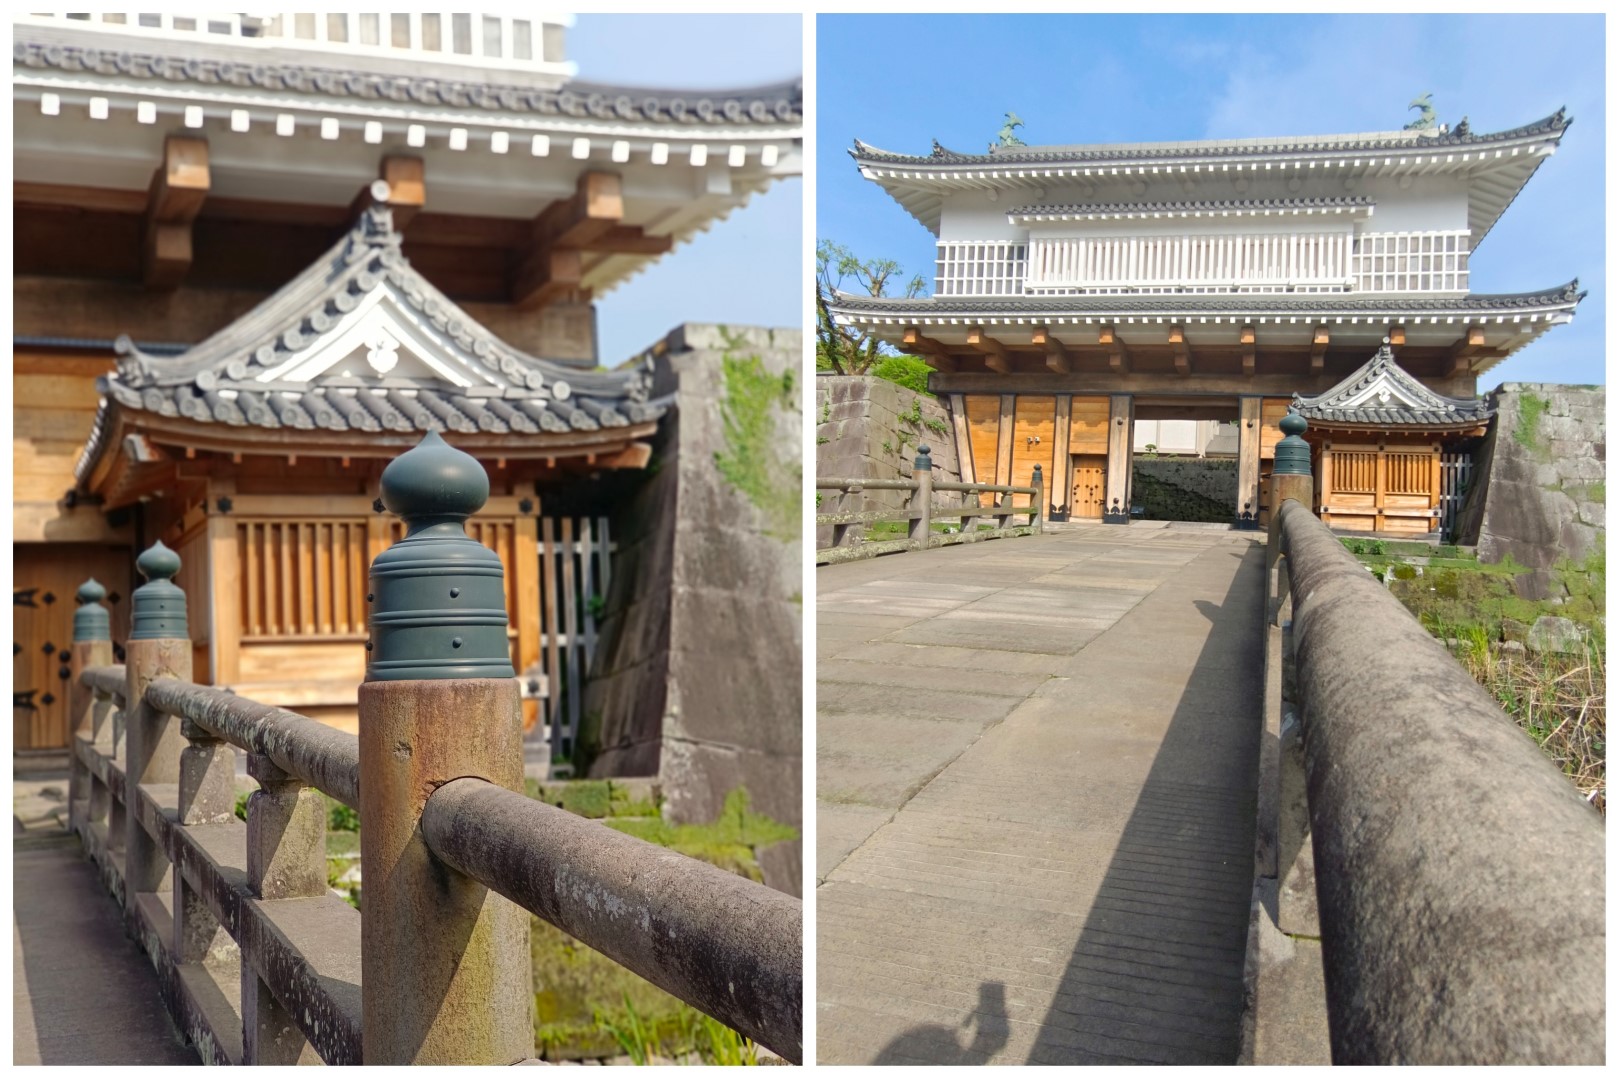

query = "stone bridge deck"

[{"left": 817, "top": 522, "right": 1265, "bottom": 1065}]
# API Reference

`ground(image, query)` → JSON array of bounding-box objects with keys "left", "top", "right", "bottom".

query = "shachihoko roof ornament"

[
  {"left": 75, "top": 201, "right": 665, "bottom": 485},
  {"left": 1290, "top": 341, "right": 1494, "bottom": 428}
]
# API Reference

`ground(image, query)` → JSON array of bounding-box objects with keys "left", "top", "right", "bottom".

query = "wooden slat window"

[
  {"left": 239, "top": 519, "right": 369, "bottom": 639},
  {"left": 1332, "top": 451, "right": 1378, "bottom": 495},
  {"left": 1386, "top": 453, "right": 1432, "bottom": 497}
]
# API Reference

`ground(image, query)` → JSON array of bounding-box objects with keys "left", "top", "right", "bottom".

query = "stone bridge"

[
  {"left": 816, "top": 446, "right": 1603, "bottom": 1065},
  {"left": 13, "top": 433, "right": 802, "bottom": 1066}
]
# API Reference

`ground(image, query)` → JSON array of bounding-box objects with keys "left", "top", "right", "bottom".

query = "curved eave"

[{"left": 853, "top": 114, "right": 1568, "bottom": 240}]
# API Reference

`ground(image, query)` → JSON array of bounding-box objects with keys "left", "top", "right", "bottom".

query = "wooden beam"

[
  {"left": 1031, "top": 325, "right": 1051, "bottom": 347},
  {"left": 1169, "top": 324, "right": 1191, "bottom": 375},
  {"left": 966, "top": 326, "right": 1010, "bottom": 374},
  {"left": 1242, "top": 324, "right": 1258, "bottom": 376},
  {"left": 1310, "top": 324, "right": 1330, "bottom": 374},
  {"left": 510, "top": 249, "right": 584, "bottom": 311},
  {"left": 589, "top": 226, "right": 673, "bottom": 256},
  {"left": 1100, "top": 323, "right": 1130, "bottom": 373},
  {"left": 350, "top": 155, "right": 426, "bottom": 229},
  {"left": 1045, "top": 343, "right": 1071, "bottom": 374},
  {"left": 1449, "top": 324, "right": 1487, "bottom": 375},
  {"left": 1388, "top": 324, "right": 1406, "bottom": 347},
  {"left": 902, "top": 325, "right": 956, "bottom": 372},
  {"left": 144, "top": 135, "right": 210, "bottom": 290}
]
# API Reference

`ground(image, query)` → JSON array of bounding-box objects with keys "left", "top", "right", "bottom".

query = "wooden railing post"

[
  {"left": 908, "top": 444, "right": 934, "bottom": 549},
  {"left": 125, "top": 542, "right": 192, "bottom": 905},
  {"left": 359, "top": 431, "right": 532, "bottom": 1065},
  {"left": 68, "top": 578, "right": 113, "bottom": 839},
  {"left": 242, "top": 752, "right": 328, "bottom": 1064}
]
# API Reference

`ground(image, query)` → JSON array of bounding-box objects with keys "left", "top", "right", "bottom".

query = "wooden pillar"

[
  {"left": 1103, "top": 394, "right": 1133, "bottom": 524},
  {"left": 359, "top": 432, "right": 531, "bottom": 1065},
  {"left": 206, "top": 492, "right": 240, "bottom": 688},
  {"left": 1051, "top": 395, "right": 1073, "bottom": 520},
  {"left": 125, "top": 542, "right": 192, "bottom": 903},
  {"left": 995, "top": 394, "right": 1015, "bottom": 487},
  {"left": 1236, "top": 396, "right": 1263, "bottom": 529}
]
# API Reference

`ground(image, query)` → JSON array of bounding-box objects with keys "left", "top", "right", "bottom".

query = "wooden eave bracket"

[
  {"left": 143, "top": 135, "right": 209, "bottom": 290},
  {"left": 1449, "top": 325, "right": 1487, "bottom": 375},
  {"left": 903, "top": 326, "right": 955, "bottom": 373},
  {"left": 1310, "top": 324, "right": 1329, "bottom": 374},
  {"left": 1169, "top": 324, "right": 1191, "bottom": 375},
  {"left": 966, "top": 326, "right": 1010, "bottom": 373},
  {"left": 350, "top": 155, "right": 427, "bottom": 230},
  {"left": 512, "top": 172, "right": 665, "bottom": 309},
  {"left": 1243, "top": 324, "right": 1260, "bottom": 376},
  {"left": 1100, "top": 324, "right": 1130, "bottom": 373}
]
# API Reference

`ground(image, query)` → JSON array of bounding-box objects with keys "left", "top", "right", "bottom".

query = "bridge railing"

[
  {"left": 66, "top": 431, "right": 801, "bottom": 1066},
  {"left": 1256, "top": 418, "right": 1603, "bottom": 1064},
  {"left": 816, "top": 444, "right": 1043, "bottom": 564}
]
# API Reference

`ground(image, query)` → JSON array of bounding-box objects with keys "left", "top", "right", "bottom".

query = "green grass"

[
  {"left": 713, "top": 349, "right": 800, "bottom": 540},
  {"left": 1514, "top": 393, "right": 1551, "bottom": 458}
]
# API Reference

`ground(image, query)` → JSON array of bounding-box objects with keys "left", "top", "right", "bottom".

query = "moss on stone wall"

[
  {"left": 1513, "top": 392, "right": 1550, "bottom": 458},
  {"left": 714, "top": 345, "right": 800, "bottom": 540}
]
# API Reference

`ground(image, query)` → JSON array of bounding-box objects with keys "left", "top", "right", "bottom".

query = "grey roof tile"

[
  {"left": 1291, "top": 344, "right": 1493, "bottom": 427},
  {"left": 1007, "top": 196, "right": 1374, "bottom": 218}
]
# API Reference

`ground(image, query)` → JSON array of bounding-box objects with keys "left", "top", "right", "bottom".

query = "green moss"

[
  {"left": 1588, "top": 481, "right": 1605, "bottom": 503},
  {"left": 603, "top": 788, "right": 798, "bottom": 884},
  {"left": 1514, "top": 393, "right": 1550, "bottom": 457},
  {"left": 870, "top": 354, "right": 935, "bottom": 395},
  {"left": 714, "top": 350, "right": 800, "bottom": 540},
  {"left": 1391, "top": 564, "right": 1418, "bottom": 581}
]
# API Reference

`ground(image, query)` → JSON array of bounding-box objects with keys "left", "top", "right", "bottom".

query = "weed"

[
  {"left": 1514, "top": 393, "right": 1550, "bottom": 456},
  {"left": 327, "top": 799, "right": 360, "bottom": 833},
  {"left": 234, "top": 791, "right": 250, "bottom": 822},
  {"left": 597, "top": 993, "right": 657, "bottom": 1065}
]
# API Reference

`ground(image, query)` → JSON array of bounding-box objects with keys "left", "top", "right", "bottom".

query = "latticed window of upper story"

[
  {"left": 18, "top": 12, "right": 572, "bottom": 78},
  {"left": 935, "top": 229, "right": 1470, "bottom": 298}
]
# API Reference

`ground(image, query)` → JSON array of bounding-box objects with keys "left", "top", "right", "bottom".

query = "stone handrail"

[
  {"left": 1273, "top": 497, "right": 1605, "bottom": 1063},
  {"left": 816, "top": 446, "right": 1044, "bottom": 564},
  {"left": 422, "top": 778, "right": 802, "bottom": 1061},
  {"left": 65, "top": 431, "right": 804, "bottom": 1065}
]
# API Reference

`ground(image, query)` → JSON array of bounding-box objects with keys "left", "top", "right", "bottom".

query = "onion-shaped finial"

[
  {"left": 130, "top": 541, "right": 188, "bottom": 640},
  {"left": 73, "top": 577, "right": 111, "bottom": 643},
  {"left": 1274, "top": 411, "right": 1313, "bottom": 477}
]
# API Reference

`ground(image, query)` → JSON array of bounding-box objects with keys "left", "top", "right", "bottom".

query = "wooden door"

[
  {"left": 1070, "top": 454, "right": 1106, "bottom": 519},
  {"left": 13, "top": 544, "right": 132, "bottom": 751}
]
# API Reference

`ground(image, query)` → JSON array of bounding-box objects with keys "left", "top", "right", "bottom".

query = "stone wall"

[
  {"left": 815, "top": 375, "right": 961, "bottom": 546},
  {"left": 1132, "top": 458, "right": 1238, "bottom": 522},
  {"left": 1457, "top": 383, "right": 1604, "bottom": 572},
  {"left": 580, "top": 324, "right": 802, "bottom": 896}
]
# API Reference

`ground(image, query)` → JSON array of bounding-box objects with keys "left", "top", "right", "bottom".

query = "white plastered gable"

[{"left": 254, "top": 280, "right": 511, "bottom": 391}]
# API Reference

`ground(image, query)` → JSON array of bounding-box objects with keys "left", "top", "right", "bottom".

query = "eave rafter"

[
  {"left": 512, "top": 171, "right": 673, "bottom": 310},
  {"left": 966, "top": 326, "right": 1010, "bottom": 373},
  {"left": 144, "top": 134, "right": 209, "bottom": 289},
  {"left": 903, "top": 326, "right": 955, "bottom": 372}
]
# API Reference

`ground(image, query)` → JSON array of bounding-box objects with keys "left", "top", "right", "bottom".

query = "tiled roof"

[
  {"left": 852, "top": 110, "right": 1569, "bottom": 167},
  {"left": 1007, "top": 196, "right": 1372, "bottom": 220},
  {"left": 76, "top": 205, "right": 663, "bottom": 484},
  {"left": 14, "top": 39, "right": 802, "bottom": 126},
  {"left": 828, "top": 281, "right": 1584, "bottom": 318},
  {"left": 1291, "top": 343, "right": 1493, "bottom": 427}
]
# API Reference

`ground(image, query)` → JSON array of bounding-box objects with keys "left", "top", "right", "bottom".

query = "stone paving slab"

[{"left": 816, "top": 525, "right": 1264, "bottom": 1065}]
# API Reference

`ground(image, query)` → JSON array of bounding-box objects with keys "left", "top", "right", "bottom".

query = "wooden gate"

[
  {"left": 533, "top": 515, "right": 615, "bottom": 766},
  {"left": 1439, "top": 452, "right": 1473, "bottom": 541},
  {"left": 13, "top": 545, "right": 131, "bottom": 752},
  {"left": 1070, "top": 454, "right": 1106, "bottom": 519}
]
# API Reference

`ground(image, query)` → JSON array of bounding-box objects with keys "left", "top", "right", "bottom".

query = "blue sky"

[
  {"left": 570, "top": 14, "right": 802, "bottom": 365},
  {"left": 818, "top": 14, "right": 1604, "bottom": 386}
]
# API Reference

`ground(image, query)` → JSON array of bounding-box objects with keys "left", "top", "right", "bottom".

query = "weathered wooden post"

[
  {"left": 124, "top": 542, "right": 191, "bottom": 908},
  {"left": 359, "top": 430, "right": 532, "bottom": 1065},
  {"left": 243, "top": 750, "right": 330, "bottom": 1064},
  {"left": 68, "top": 578, "right": 112, "bottom": 838},
  {"left": 908, "top": 444, "right": 934, "bottom": 549},
  {"left": 1030, "top": 463, "right": 1045, "bottom": 534}
]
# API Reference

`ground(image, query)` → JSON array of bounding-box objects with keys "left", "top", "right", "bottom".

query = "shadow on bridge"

[{"left": 1024, "top": 548, "right": 1263, "bottom": 1064}]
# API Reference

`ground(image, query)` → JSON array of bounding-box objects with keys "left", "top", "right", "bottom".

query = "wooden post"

[
  {"left": 1103, "top": 394, "right": 1133, "bottom": 524},
  {"left": 359, "top": 432, "right": 532, "bottom": 1065},
  {"left": 1236, "top": 396, "right": 1263, "bottom": 529},
  {"left": 125, "top": 542, "right": 192, "bottom": 904},
  {"left": 243, "top": 752, "right": 328, "bottom": 1064},
  {"left": 909, "top": 445, "right": 934, "bottom": 549},
  {"left": 68, "top": 579, "right": 113, "bottom": 839}
]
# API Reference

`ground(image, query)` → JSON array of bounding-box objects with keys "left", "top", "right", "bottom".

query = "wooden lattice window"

[
  {"left": 239, "top": 519, "right": 369, "bottom": 639},
  {"left": 1386, "top": 453, "right": 1432, "bottom": 497},
  {"left": 1332, "top": 451, "right": 1378, "bottom": 495}
]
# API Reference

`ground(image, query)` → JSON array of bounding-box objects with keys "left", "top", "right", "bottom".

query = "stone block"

[
  {"left": 1527, "top": 615, "right": 1584, "bottom": 655},
  {"left": 1512, "top": 570, "right": 1556, "bottom": 602}
]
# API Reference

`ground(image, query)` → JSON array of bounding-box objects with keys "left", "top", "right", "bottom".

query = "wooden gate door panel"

[
  {"left": 13, "top": 545, "right": 132, "bottom": 751},
  {"left": 1070, "top": 454, "right": 1107, "bottom": 519}
]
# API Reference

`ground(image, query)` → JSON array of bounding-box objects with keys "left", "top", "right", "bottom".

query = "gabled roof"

[
  {"left": 1291, "top": 343, "right": 1493, "bottom": 428},
  {"left": 76, "top": 204, "right": 663, "bottom": 485},
  {"left": 852, "top": 111, "right": 1570, "bottom": 243}
]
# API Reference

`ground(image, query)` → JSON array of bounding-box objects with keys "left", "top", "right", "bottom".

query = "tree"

[{"left": 815, "top": 240, "right": 927, "bottom": 375}]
